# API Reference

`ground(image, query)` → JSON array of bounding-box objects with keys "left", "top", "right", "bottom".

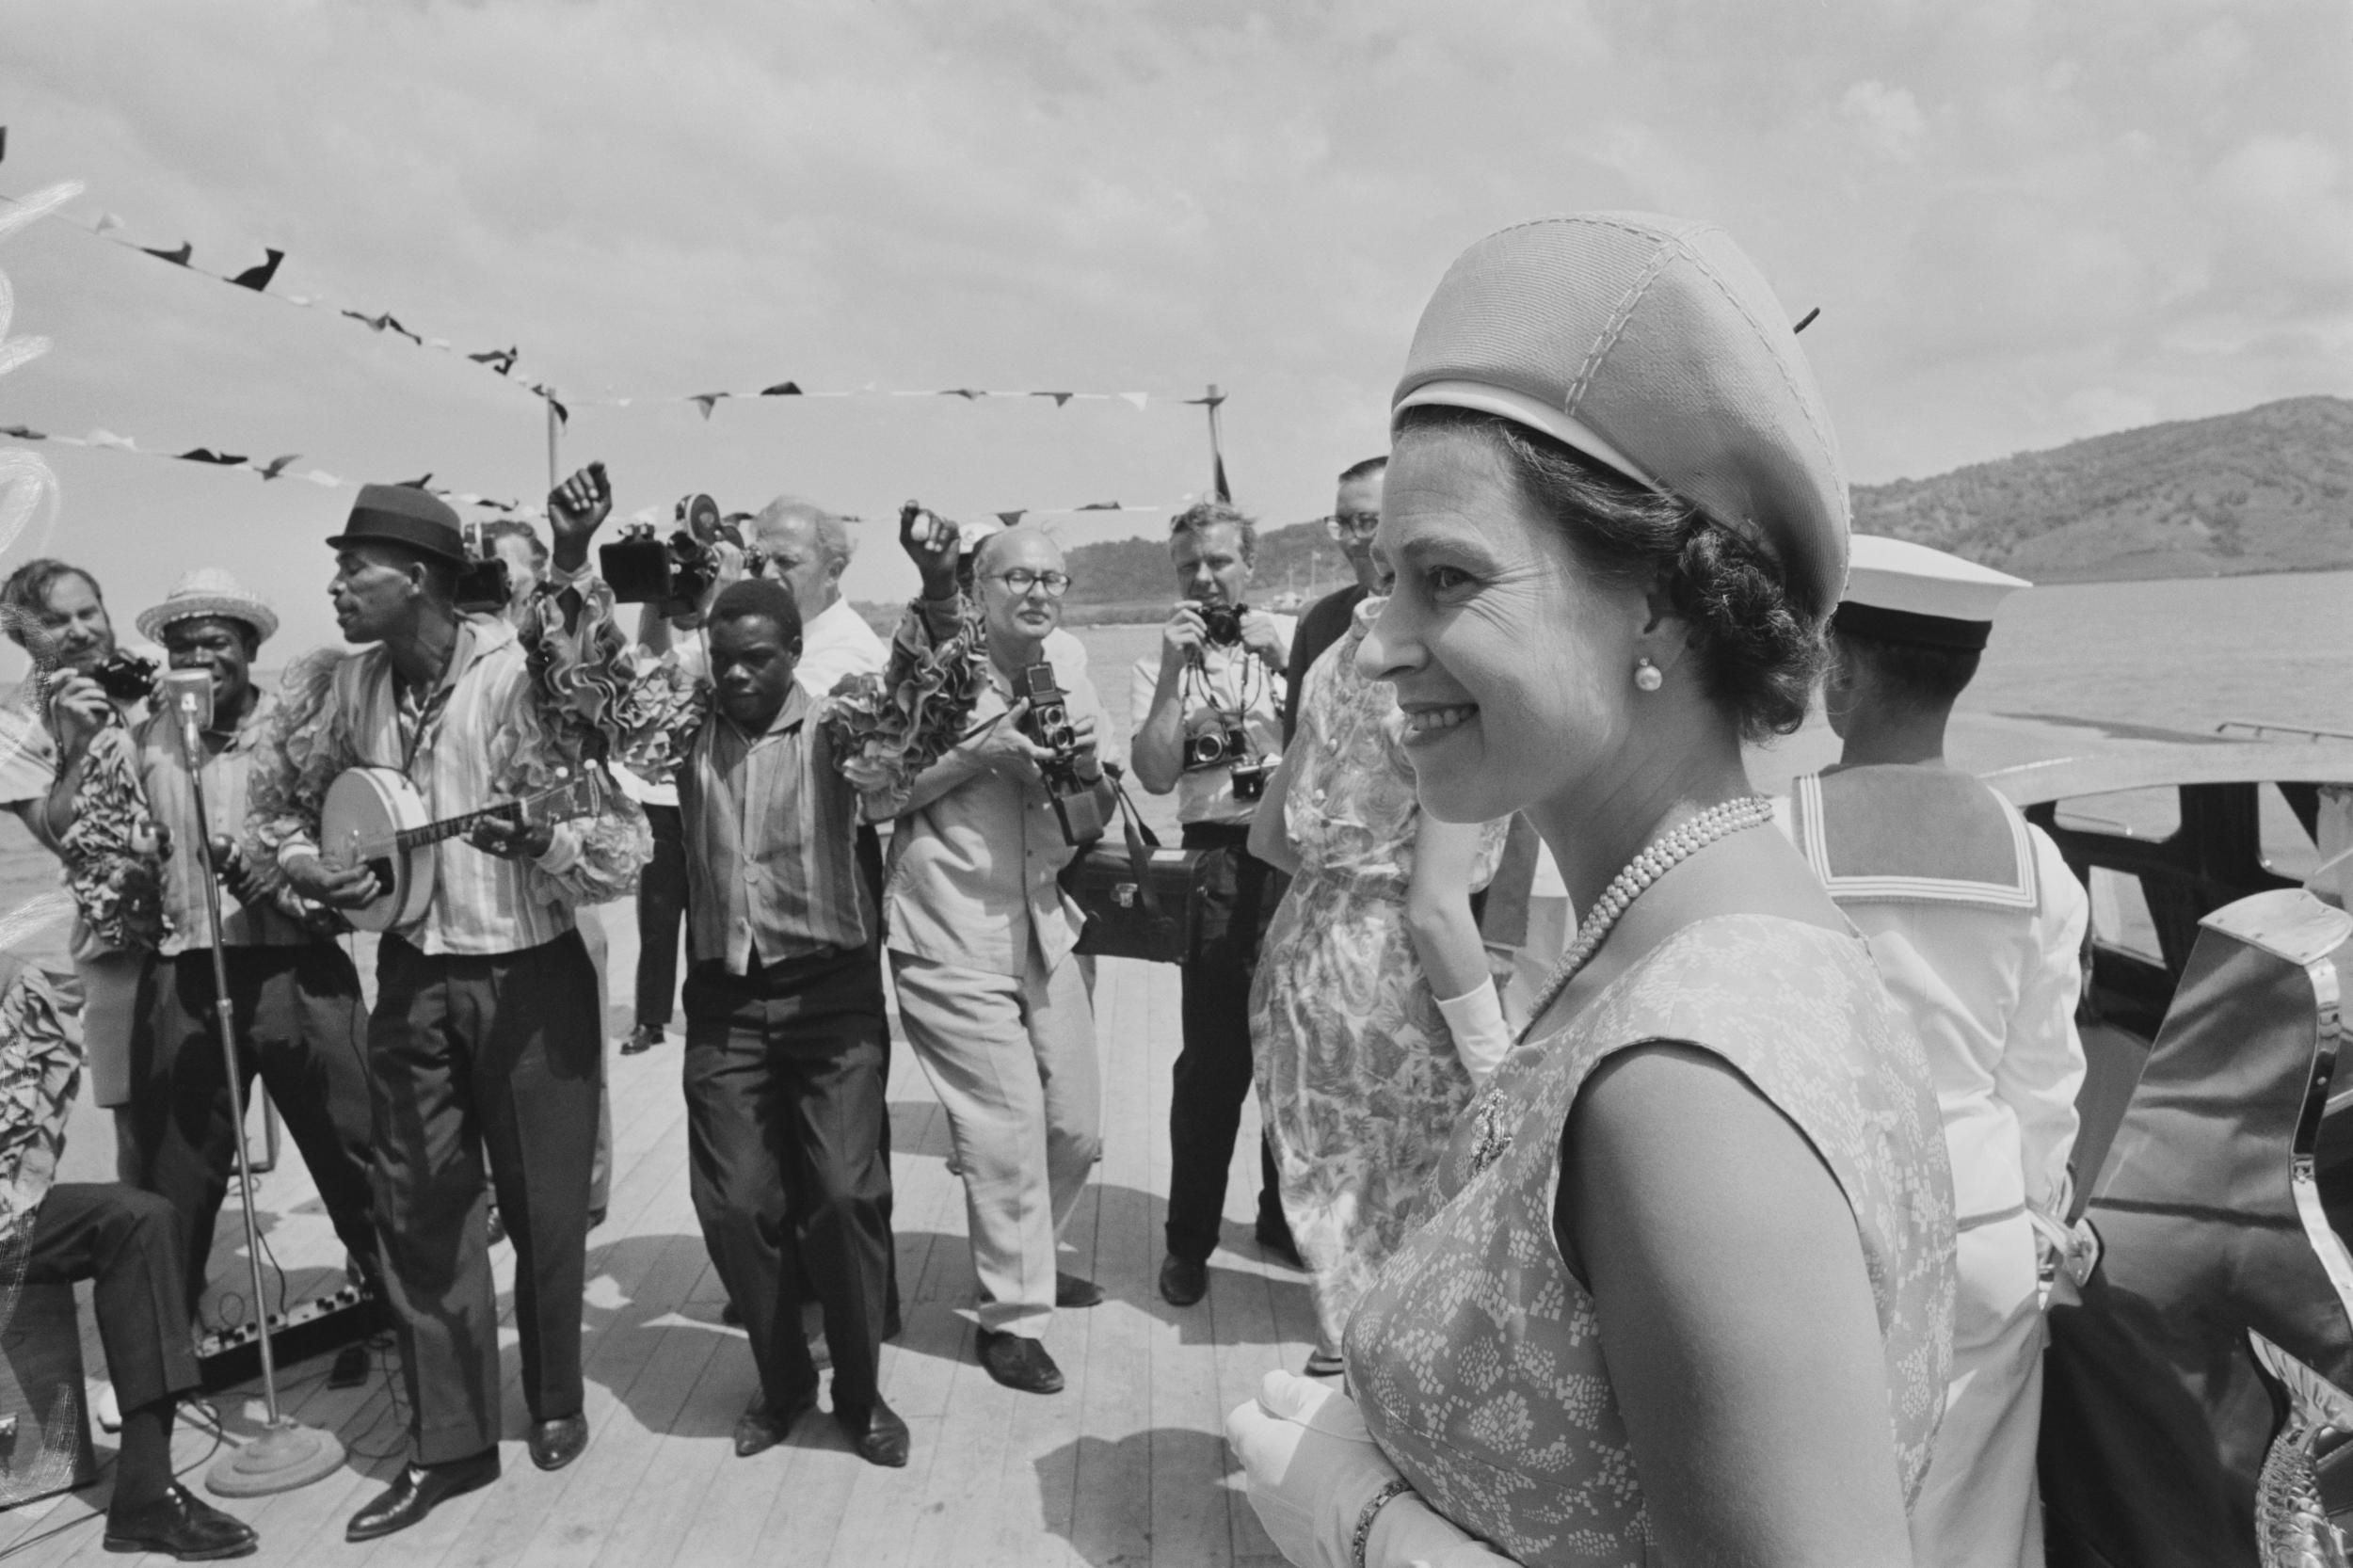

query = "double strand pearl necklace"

[{"left": 1464, "top": 792, "right": 1777, "bottom": 1176}]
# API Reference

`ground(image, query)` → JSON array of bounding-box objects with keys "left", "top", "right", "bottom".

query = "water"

[{"left": 1079, "top": 568, "right": 2353, "bottom": 744}]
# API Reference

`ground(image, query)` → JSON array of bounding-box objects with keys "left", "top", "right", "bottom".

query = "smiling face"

[
  {"left": 707, "top": 610, "right": 802, "bottom": 731},
  {"left": 1357, "top": 427, "right": 1653, "bottom": 824},
  {"left": 1171, "top": 520, "right": 1253, "bottom": 608},
  {"left": 752, "top": 511, "right": 844, "bottom": 622},
  {"left": 22, "top": 571, "right": 115, "bottom": 673},
  {"left": 161, "top": 615, "right": 258, "bottom": 720}
]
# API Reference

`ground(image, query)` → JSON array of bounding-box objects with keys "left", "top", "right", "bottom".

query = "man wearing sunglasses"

[
  {"left": 1282, "top": 456, "right": 1387, "bottom": 744},
  {"left": 877, "top": 526, "right": 1115, "bottom": 1395}
]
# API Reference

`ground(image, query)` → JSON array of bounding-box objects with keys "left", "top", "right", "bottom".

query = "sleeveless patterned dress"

[{"left": 1344, "top": 914, "right": 1957, "bottom": 1567}]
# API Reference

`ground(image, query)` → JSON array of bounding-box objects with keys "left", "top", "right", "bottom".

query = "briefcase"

[{"left": 1069, "top": 776, "right": 1208, "bottom": 966}]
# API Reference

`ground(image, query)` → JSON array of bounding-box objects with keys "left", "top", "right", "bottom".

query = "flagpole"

[
  {"left": 1202, "top": 382, "right": 1230, "bottom": 503},
  {"left": 545, "top": 389, "right": 560, "bottom": 496}
]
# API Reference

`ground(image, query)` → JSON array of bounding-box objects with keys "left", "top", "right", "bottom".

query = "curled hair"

[
  {"left": 1168, "top": 500, "right": 1257, "bottom": 564},
  {"left": 0, "top": 559, "right": 102, "bottom": 652},
  {"left": 1396, "top": 406, "right": 1823, "bottom": 741}
]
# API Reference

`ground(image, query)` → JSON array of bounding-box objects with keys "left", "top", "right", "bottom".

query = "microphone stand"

[{"left": 168, "top": 683, "right": 347, "bottom": 1496}]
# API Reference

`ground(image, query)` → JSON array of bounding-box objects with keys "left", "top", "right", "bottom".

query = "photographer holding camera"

[
  {"left": 878, "top": 520, "right": 1114, "bottom": 1395},
  {"left": 1127, "top": 502, "right": 1295, "bottom": 1309},
  {"left": 0, "top": 559, "right": 163, "bottom": 1174}
]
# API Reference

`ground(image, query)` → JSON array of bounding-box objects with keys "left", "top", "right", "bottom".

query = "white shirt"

[
  {"left": 1128, "top": 613, "right": 1294, "bottom": 827},
  {"left": 1779, "top": 768, "right": 2089, "bottom": 1226},
  {"left": 797, "top": 597, "right": 888, "bottom": 702}
]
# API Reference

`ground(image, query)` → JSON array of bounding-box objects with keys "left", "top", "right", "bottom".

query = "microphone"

[{"left": 161, "top": 667, "right": 215, "bottom": 753}]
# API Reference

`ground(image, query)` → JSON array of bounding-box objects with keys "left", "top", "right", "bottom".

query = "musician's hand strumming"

[
  {"left": 468, "top": 815, "right": 555, "bottom": 862},
  {"left": 547, "top": 460, "right": 614, "bottom": 573},
  {"left": 282, "top": 851, "right": 384, "bottom": 911}
]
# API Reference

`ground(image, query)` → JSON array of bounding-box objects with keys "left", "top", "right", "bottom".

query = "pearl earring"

[{"left": 1634, "top": 658, "right": 1664, "bottom": 692}]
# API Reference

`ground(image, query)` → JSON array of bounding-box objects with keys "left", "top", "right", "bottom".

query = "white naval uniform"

[{"left": 1779, "top": 766, "right": 2089, "bottom": 1568}]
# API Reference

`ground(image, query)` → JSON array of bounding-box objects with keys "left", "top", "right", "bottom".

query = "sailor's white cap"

[{"left": 1833, "top": 535, "right": 2029, "bottom": 651}]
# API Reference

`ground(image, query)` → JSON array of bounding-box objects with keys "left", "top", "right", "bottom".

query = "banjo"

[{"left": 319, "top": 764, "right": 607, "bottom": 933}]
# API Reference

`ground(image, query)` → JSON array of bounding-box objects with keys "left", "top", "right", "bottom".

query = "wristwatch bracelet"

[{"left": 1352, "top": 1478, "right": 1415, "bottom": 1568}]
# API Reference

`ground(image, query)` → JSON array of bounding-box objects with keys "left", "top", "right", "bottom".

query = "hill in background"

[
  {"left": 861, "top": 394, "right": 2353, "bottom": 624},
  {"left": 1851, "top": 393, "right": 2353, "bottom": 582}
]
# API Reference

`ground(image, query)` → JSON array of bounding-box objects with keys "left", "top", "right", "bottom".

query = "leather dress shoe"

[
  {"left": 976, "top": 1328, "right": 1064, "bottom": 1394},
  {"left": 104, "top": 1483, "right": 258, "bottom": 1560},
  {"left": 1158, "top": 1254, "right": 1208, "bottom": 1307},
  {"left": 1056, "top": 1272, "right": 1105, "bottom": 1308},
  {"left": 734, "top": 1388, "right": 816, "bottom": 1458},
  {"left": 529, "top": 1412, "right": 588, "bottom": 1471},
  {"left": 836, "top": 1399, "right": 911, "bottom": 1467},
  {"left": 621, "top": 1024, "right": 665, "bottom": 1055},
  {"left": 345, "top": 1450, "right": 501, "bottom": 1543}
]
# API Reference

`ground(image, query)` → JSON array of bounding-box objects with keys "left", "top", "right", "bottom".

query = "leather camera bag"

[{"left": 1068, "top": 776, "right": 1209, "bottom": 965}]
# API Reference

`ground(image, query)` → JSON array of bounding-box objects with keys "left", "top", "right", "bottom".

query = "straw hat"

[{"left": 135, "top": 568, "right": 280, "bottom": 645}]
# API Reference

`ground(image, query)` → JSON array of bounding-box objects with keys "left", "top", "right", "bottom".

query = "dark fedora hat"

[{"left": 326, "top": 484, "right": 467, "bottom": 565}]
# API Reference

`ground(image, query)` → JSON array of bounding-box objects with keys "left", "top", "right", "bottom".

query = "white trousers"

[
  {"left": 1912, "top": 1212, "right": 2047, "bottom": 1568},
  {"left": 891, "top": 944, "right": 1101, "bottom": 1339}
]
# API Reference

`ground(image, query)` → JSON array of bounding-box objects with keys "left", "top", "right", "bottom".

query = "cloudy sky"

[{"left": 0, "top": 0, "right": 2345, "bottom": 655}]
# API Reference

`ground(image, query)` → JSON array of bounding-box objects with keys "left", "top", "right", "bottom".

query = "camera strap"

[{"left": 1103, "top": 770, "right": 1171, "bottom": 926}]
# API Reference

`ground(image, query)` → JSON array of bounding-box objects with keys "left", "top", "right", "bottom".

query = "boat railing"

[{"left": 2217, "top": 719, "right": 2353, "bottom": 743}]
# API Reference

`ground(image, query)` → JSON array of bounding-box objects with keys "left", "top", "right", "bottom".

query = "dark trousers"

[
  {"left": 633, "top": 804, "right": 688, "bottom": 1029},
  {"left": 136, "top": 944, "right": 379, "bottom": 1321},
  {"left": 682, "top": 950, "right": 891, "bottom": 1416},
  {"left": 24, "top": 1183, "right": 200, "bottom": 1412},
  {"left": 370, "top": 930, "right": 601, "bottom": 1464},
  {"left": 1165, "top": 824, "right": 1287, "bottom": 1265}
]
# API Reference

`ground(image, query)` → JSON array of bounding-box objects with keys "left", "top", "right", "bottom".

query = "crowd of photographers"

[{"left": 0, "top": 450, "right": 1524, "bottom": 1552}]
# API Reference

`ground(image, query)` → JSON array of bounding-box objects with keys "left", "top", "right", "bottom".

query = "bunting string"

[
  {"left": 0, "top": 173, "right": 1223, "bottom": 423},
  {"left": 0, "top": 422, "right": 1162, "bottom": 528}
]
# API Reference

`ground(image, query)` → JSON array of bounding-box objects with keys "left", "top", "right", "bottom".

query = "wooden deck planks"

[{"left": 0, "top": 950, "right": 1328, "bottom": 1567}]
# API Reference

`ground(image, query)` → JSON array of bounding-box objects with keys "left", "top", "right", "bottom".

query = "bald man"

[
  {"left": 878, "top": 526, "right": 1114, "bottom": 1395},
  {"left": 748, "top": 498, "right": 887, "bottom": 698}
]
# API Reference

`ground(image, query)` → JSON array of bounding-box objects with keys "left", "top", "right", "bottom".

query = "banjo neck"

[{"left": 343, "top": 775, "right": 598, "bottom": 861}]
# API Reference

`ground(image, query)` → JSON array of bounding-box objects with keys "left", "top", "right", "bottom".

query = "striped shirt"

[
  {"left": 679, "top": 682, "right": 872, "bottom": 971},
  {"left": 135, "top": 689, "right": 312, "bottom": 955},
  {"left": 257, "top": 616, "right": 648, "bottom": 956}
]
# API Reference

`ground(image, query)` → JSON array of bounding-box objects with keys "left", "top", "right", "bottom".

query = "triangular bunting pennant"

[
  {"left": 1076, "top": 500, "right": 1122, "bottom": 511},
  {"left": 690, "top": 392, "right": 728, "bottom": 420},
  {"left": 759, "top": 381, "right": 803, "bottom": 396},
  {"left": 177, "top": 448, "right": 248, "bottom": 466},
  {"left": 0, "top": 425, "right": 44, "bottom": 440},
  {"left": 996, "top": 510, "right": 1027, "bottom": 526},
  {"left": 1185, "top": 392, "right": 1226, "bottom": 408},
  {"left": 1119, "top": 392, "right": 1148, "bottom": 410},
  {"left": 393, "top": 472, "right": 433, "bottom": 490},
  {"left": 92, "top": 212, "right": 124, "bottom": 237},
  {"left": 256, "top": 455, "right": 300, "bottom": 479},
  {"left": 468, "top": 346, "right": 520, "bottom": 375},
  {"left": 938, "top": 388, "right": 984, "bottom": 400},
  {"left": 1032, "top": 392, "right": 1074, "bottom": 407},
  {"left": 302, "top": 471, "right": 341, "bottom": 488},
  {"left": 142, "top": 241, "right": 192, "bottom": 266},
  {"left": 424, "top": 336, "right": 452, "bottom": 351},
  {"left": 229, "top": 248, "right": 283, "bottom": 292},
  {"left": 87, "top": 430, "right": 135, "bottom": 450}
]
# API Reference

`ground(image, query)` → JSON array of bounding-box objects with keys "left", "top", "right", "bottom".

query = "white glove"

[
  {"left": 1435, "top": 982, "right": 1512, "bottom": 1086},
  {"left": 1225, "top": 1369, "right": 1404, "bottom": 1568},
  {"left": 1369, "top": 1492, "right": 1523, "bottom": 1567}
]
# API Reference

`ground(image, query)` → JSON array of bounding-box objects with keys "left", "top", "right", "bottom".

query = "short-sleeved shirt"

[
  {"left": 134, "top": 690, "right": 314, "bottom": 954},
  {"left": 1128, "top": 614, "right": 1294, "bottom": 827},
  {"left": 797, "top": 597, "right": 888, "bottom": 701}
]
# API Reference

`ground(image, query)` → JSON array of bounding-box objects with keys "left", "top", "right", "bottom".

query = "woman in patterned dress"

[
  {"left": 1245, "top": 596, "right": 1512, "bottom": 1372},
  {"left": 1227, "top": 213, "right": 1956, "bottom": 1568}
]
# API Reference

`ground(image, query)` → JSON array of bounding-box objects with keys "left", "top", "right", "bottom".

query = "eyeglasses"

[
  {"left": 989, "top": 568, "right": 1072, "bottom": 598},
  {"left": 1324, "top": 511, "right": 1382, "bottom": 541}
]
